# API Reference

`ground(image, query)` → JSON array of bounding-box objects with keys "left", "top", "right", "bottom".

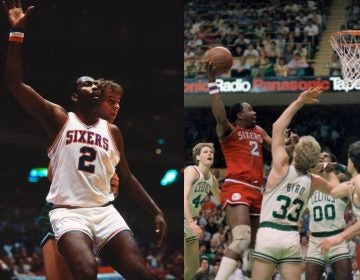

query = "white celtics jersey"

[
  {"left": 187, "top": 166, "right": 214, "bottom": 217},
  {"left": 351, "top": 190, "right": 360, "bottom": 220},
  {"left": 308, "top": 191, "right": 347, "bottom": 233},
  {"left": 46, "top": 112, "right": 120, "bottom": 207},
  {"left": 260, "top": 166, "right": 311, "bottom": 227}
]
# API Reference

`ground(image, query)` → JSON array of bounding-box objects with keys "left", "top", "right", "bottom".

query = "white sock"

[{"left": 215, "top": 256, "right": 237, "bottom": 280}]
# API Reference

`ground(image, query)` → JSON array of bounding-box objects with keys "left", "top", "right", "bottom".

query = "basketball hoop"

[{"left": 330, "top": 30, "right": 360, "bottom": 90}]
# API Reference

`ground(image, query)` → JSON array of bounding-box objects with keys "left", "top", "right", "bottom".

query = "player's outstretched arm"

[
  {"left": 3, "top": 0, "right": 67, "bottom": 138},
  {"left": 109, "top": 124, "right": 167, "bottom": 246},
  {"left": 205, "top": 61, "right": 232, "bottom": 138}
]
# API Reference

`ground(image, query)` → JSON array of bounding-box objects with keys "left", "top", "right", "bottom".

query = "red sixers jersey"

[{"left": 220, "top": 125, "right": 265, "bottom": 187}]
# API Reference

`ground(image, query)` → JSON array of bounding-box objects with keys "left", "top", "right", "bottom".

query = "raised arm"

[
  {"left": 205, "top": 61, "right": 233, "bottom": 139},
  {"left": 267, "top": 87, "right": 323, "bottom": 187},
  {"left": 109, "top": 124, "right": 167, "bottom": 246},
  {"left": 3, "top": 0, "right": 67, "bottom": 140}
]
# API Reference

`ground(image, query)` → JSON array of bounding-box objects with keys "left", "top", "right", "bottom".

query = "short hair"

[
  {"left": 294, "top": 136, "right": 321, "bottom": 172},
  {"left": 348, "top": 141, "right": 360, "bottom": 173},
  {"left": 321, "top": 149, "right": 337, "bottom": 162},
  {"left": 97, "top": 79, "right": 124, "bottom": 97},
  {"left": 228, "top": 102, "right": 244, "bottom": 123},
  {"left": 192, "top": 143, "right": 214, "bottom": 165}
]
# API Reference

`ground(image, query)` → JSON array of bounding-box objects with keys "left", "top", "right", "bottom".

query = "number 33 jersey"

[
  {"left": 46, "top": 112, "right": 120, "bottom": 207},
  {"left": 260, "top": 166, "right": 311, "bottom": 227}
]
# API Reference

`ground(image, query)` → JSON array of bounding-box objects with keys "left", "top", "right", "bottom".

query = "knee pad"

[{"left": 228, "top": 225, "right": 251, "bottom": 255}]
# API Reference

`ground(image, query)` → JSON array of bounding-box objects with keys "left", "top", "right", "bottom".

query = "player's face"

[
  {"left": 319, "top": 152, "right": 332, "bottom": 163},
  {"left": 197, "top": 146, "right": 214, "bottom": 166},
  {"left": 241, "top": 102, "right": 256, "bottom": 128},
  {"left": 76, "top": 76, "right": 102, "bottom": 104},
  {"left": 97, "top": 88, "right": 121, "bottom": 123},
  {"left": 348, "top": 157, "right": 355, "bottom": 175}
]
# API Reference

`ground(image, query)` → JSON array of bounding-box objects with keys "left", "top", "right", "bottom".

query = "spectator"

[{"left": 286, "top": 52, "right": 309, "bottom": 76}]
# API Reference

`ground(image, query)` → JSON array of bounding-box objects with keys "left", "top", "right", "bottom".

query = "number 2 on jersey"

[
  {"left": 78, "top": 146, "right": 96, "bottom": 173},
  {"left": 249, "top": 140, "right": 260, "bottom": 156}
]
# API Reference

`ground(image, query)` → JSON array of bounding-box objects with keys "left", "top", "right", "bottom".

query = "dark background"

[{"left": 0, "top": 0, "right": 183, "bottom": 253}]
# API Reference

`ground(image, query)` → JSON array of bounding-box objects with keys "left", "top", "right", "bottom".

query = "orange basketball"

[{"left": 204, "top": 46, "right": 233, "bottom": 74}]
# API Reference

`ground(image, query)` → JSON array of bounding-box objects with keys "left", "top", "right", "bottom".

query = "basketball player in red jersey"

[
  {"left": 3, "top": 1, "right": 166, "bottom": 279},
  {"left": 205, "top": 61, "right": 272, "bottom": 280}
]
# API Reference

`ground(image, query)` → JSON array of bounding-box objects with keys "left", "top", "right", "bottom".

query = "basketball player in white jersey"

[
  {"left": 305, "top": 151, "right": 352, "bottom": 280},
  {"left": 320, "top": 141, "right": 360, "bottom": 254},
  {"left": 39, "top": 80, "right": 122, "bottom": 280},
  {"left": 251, "top": 87, "right": 343, "bottom": 280},
  {"left": 184, "top": 142, "right": 220, "bottom": 280},
  {"left": 3, "top": 2, "right": 166, "bottom": 279}
]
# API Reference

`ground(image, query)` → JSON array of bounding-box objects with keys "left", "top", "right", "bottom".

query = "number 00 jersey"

[
  {"left": 220, "top": 125, "right": 265, "bottom": 187},
  {"left": 187, "top": 166, "right": 214, "bottom": 217},
  {"left": 46, "top": 112, "right": 120, "bottom": 207},
  {"left": 260, "top": 166, "right": 311, "bottom": 228},
  {"left": 308, "top": 191, "right": 347, "bottom": 234}
]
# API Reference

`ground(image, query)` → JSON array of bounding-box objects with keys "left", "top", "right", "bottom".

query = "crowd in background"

[
  {"left": 0, "top": 182, "right": 183, "bottom": 280},
  {"left": 184, "top": 0, "right": 336, "bottom": 79}
]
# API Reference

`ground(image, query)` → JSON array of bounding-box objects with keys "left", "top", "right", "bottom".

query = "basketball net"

[{"left": 330, "top": 30, "right": 360, "bottom": 91}]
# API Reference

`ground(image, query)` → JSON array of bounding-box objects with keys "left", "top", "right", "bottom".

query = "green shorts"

[{"left": 36, "top": 201, "right": 55, "bottom": 247}]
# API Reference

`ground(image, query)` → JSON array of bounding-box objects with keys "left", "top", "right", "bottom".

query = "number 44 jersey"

[{"left": 47, "top": 112, "right": 120, "bottom": 207}]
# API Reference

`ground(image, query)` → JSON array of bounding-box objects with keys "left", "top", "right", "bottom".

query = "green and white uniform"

[
  {"left": 254, "top": 166, "right": 311, "bottom": 264},
  {"left": 184, "top": 165, "right": 214, "bottom": 243},
  {"left": 305, "top": 191, "right": 350, "bottom": 266}
]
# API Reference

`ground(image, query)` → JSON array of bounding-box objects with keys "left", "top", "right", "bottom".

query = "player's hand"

[
  {"left": 190, "top": 222, "right": 204, "bottom": 239},
  {"left": 319, "top": 234, "right": 344, "bottom": 255},
  {"left": 110, "top": 173, "right": 119, "bottom": 198},
  {"left": 297, "top": 87, "right": 323, "bottom": 105},
  {"left": 154, "top": 213, "right": 167, "bottom": 247},
  {"left": 205, "top": 60, "right": 216, "bottom": 83},
  {"left": 2, "top": 0, "right": 34, "bottom": 29}
]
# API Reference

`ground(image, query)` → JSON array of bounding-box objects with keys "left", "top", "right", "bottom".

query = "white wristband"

[{"left": 208, "top": 83, "right": 219, "bottom": 95}]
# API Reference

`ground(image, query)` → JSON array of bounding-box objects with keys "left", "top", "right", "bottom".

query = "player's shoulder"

[{"left": 184, "top": 165, "right": 201, "bottom": 179}]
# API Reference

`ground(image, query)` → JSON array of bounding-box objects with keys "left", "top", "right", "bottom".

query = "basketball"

[{"left": 204, "top": 46, "right": 233, "bottom": 74}]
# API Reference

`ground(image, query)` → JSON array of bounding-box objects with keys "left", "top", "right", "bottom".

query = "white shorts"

[
  {"left": 253, "top": 226, "right": 302, "bottom": 264},
  {"left": 184, "top": 219, "right": 197, "bottom": 243},
  {"left": 49, "top": 204, "right": 131, "bottom": 255},
  {"left": 305, "top": 234, "right": 350, "bottom": 266}
]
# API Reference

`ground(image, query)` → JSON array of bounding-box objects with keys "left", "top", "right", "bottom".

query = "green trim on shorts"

[
  {"left": 253, "top": 251, "right": 302, "bottom": 264},
  {"left": 253, "top": 251, "right": 279, "bottom": 264},
  {"left": 329, "top": 253, "right": 351, "bottom": 264},
  {"left": 305, "top": 257, "right": 327, "bottom": 267},
  {"left": 306, "top": 253, "right": 351, "bottom": 267},
  {"left": 185, "top": 236, "right": 198, "bottom": 243},
  {"left": 259, "top": 221, "right": 298, "bottom": 231},
  {"left": 311, "top": 228, "right": 344, "bottom": 237}
]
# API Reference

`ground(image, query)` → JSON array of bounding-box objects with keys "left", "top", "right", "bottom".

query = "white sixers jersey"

[
  {"left": 308, "top": 191, "right": 347, "bottom": 233},
  {"left": 261, "top": 166, "right": 311, "bottom": 227},
  {"left": 46, "top": 112, "right": 120, "bottom": 207},
  {"left": 187, "top": 166, "right": 214, "bottom": 217}
]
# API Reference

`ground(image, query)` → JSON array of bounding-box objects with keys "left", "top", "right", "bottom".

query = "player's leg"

[
  {"left": 305, "top": 261, "right": 325, "bottom": 280},
  {"left": 184, "top": 239, "right": 200, "bottom": 280},
  {"left": 279, "top": 262, "right": 302, "bottom": 280},
  {"left": 99, "top": 231, "right": 153, "bottom": 280},
  {"left": 331, "top": 258, "right": 352, "bottom": 280},
  {"left": 251, "top": 258, "right": 276, "bottom": 280},
  {"left": 215, "top": 204, "right": 251, "bottom": 280},
  {"left": 57, "top": 231, "right": 98, "bottom": 280},
  {"left": 42, "top": 239, "right": 73, "bottom": 280},
  {"left": 245, "top": 214, "right": 259, "bottom": 279}
]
